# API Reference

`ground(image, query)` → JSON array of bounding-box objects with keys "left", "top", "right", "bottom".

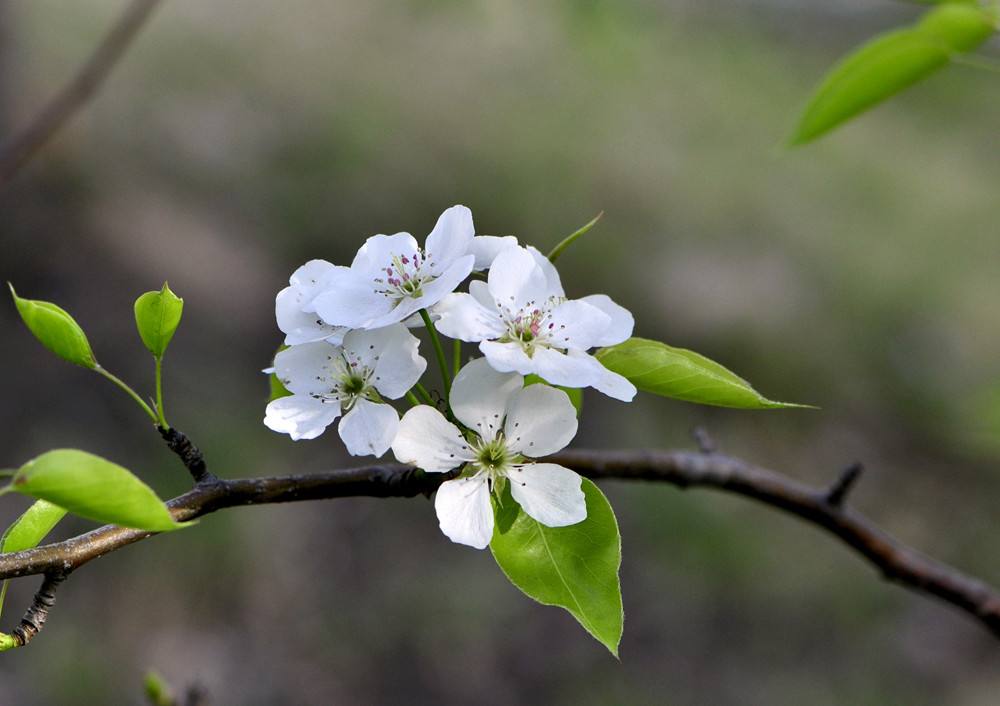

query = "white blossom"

[
  {"left": 276, "top": 260, "right": 349, "bottom": 346},
  {"left": 264, "top": 324, "right": 426, "bottom": 457},
  {"left": 433, "top": 245, "right": 636, "bottom": 401},
  {"left": 391, "top": 358, "right": 585, "bottom": 549},
  {"left": 311, "top": 206, "right": 510, "bottom": 331}
]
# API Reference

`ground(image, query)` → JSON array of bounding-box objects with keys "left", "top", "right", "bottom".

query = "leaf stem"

[
  {"left": 154, "top": 356, "right": 169, "bottom": 429},
  {"left": 452, "top": 338, "right": 462, "bottom": 378},
  {"left": 419, "top": 309, "right": 452, "bottom": 396},
  {"left": 95, "top": 366, "right": 158, "bottom": 424}
]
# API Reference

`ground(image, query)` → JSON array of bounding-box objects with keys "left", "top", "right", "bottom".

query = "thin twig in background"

[
  {"left": 0, "top": 0, "right": 164, "bottom": 187},
  {"left": 0, "top": 448, "right": 997, "bottom": 645}
]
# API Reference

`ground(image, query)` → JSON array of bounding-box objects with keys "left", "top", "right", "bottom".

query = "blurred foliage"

[{"left": 0, "top": 0, "right": 999, "bottom": 704}]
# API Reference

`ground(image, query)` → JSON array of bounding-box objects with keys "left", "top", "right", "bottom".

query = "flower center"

[
  {"left": 374, "top": 252, "right": 434, "bottom": 301},
  {"left": 497, "top": 297, "right": 563, "bottom": 354},
  {"left": 475, "top": 437, "right": 511, "bottom": 472}
]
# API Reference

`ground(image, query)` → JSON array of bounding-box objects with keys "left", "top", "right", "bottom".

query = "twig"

[
  {"left": 158, "top": 426, "right": 214, "bottom": 484},
  {"left": 0, "top": 0, "right": 164, "bottom": 187},
  {"left": 0, "top": 572, "right": 66, "bottom": 650},
  {"left": 0, "top": 450, "right": 996, "bottom": 643},
  {"left": 825, "top": 462, "right": 863, "bottom": 508}
]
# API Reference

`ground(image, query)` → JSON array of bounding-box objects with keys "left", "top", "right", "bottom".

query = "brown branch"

[
  {"left": 0, "top": 450, "right": 997, "bottom": 643},
  {"left": 0, "top": 0, "right": 164, "bottom": 187},
  {"left": 1, "top": 572, "right": 66, "bottom": 650},
  {"left": 158, "top": 426, "right": 215, "bottom": 484}
]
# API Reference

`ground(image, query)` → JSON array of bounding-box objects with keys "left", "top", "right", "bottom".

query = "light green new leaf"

[
  {"left": 134, "top": 283, "right": 184, "bottom": 357},
  {"left": 524, "top": 374, "right": 583, "bottom": 415},
  {"left": 9, "top": 449, "right": 187, "bottom": 532},
  {"left": 491, "top": 479, "right": 623, "bottom": 655},
  {"left": 0, "top": 500, "right": 67, "bottom": 618},
  {"left": 547, "top": 212, "right": 604, "bottom": 263},
  {"left": 596, "top": 337, "right": 810, "bottom": 409},
  {"left": 791, "top": 3, "right": 996, "bottom": 145},
  {"left": 8, "top": 284, "right": 97, "bottom": 369}
]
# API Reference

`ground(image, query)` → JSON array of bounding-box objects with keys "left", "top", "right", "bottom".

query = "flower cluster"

[{"left": 265, "top": 205, "right": 635, "bottom": 548}]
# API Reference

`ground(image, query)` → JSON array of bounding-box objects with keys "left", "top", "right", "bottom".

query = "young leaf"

[
  {"left": 491, "top": 479, "right": 623, "bottom": 656},
  {"left": 134, "top": 283, "right": 184, "bottom": 357},
  {"left": 524, "top": 374, "right": 583, "bottom": 415},
  {"left": 547, "top": 212, "right": 604, "bottom": 263},
  {"left": 10, "top": 449, "right": 188, "bottom": 532},
  {"left": 790, "top": 3, "right": 996, "bottom": 145},
  {"left": 0, "top": 500, "right": 67, "bottom": 618},
  {"left": 596, "top": 337, "right": 810, "bottom": 409},
  {"left": 268, "top": 373, "right": 293, "bottom": 402},
  {"left": 8, "top": 284, "right": 97, "bottom": 369}
]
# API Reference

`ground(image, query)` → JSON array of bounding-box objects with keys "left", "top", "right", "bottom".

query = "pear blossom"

[
  {"left": 391, "top": 358, "right": 586, "bottom": 549},
  {"left": 264, "top": 324, "right": 426, "bottom": 456},
  {"left": 275, "top": 259, "right": 349, "bottom": 346},
  {"left": 433, "top": 245, "right": 637, "bottom": 401},
  {"left": 311, "top": 206, "right": 513, "bottom": 331}
]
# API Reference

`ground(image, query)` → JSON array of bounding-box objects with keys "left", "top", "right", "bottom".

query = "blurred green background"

[{"left": 1, "top": 0, "right": 999, "bottom": 703}]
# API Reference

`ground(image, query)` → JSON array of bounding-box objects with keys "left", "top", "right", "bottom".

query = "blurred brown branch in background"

[
  {"left": 1, "top": 447, "right": 998, "bottom": 648},
  {"left": 0, "top": 0, "right": 164, "bottom": 187}
]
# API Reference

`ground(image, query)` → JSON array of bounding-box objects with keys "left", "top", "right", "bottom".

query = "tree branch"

[
  {"left": 0, "top": 449, "right": 997, "bottom": 642},
  {"left": 0, "top": 0, "right": 164, "bottom": 187}
]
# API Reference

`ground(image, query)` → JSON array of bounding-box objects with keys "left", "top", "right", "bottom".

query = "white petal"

[
  {"left": 480, "top": 340, "right": 537, "bottom": 377},
  {"left": 264, "top": 395, "right": 341, "bottom": 441},
  {"left": 579, "top": 294, "right": 634, "bottom": 347},
  {"left": 527, "top": 246, "right": 565, "bottom": 299},
  {"left": 508, "top": 463, "right": 586, "bottom": 527},
  {"left": 505, "top": 383, "right": 578, "bottom": 457},
  {"left": 312, "top": 267, "right": 392, "bottom": 329},
  {"left": 434, "top": 293, "right": 505, "bottom": 343},
  {"left": 425, "top": 205, "right": 475, "bottom": 271},
  {"left": 289, "top": 259, "right": 340, "bottom": 310},
  {"left": 488, "top": 247, "right": 550, "bottom": 313},
  {"left": 338, "top": 398, "right": 399, "bottom": 457},
  {"left": 544, "top": 299, "right": 612, "bottom": 351},
  {"left": 566, "top": 349, "right": 637, "bottom": 402},
  {"left": 450, "top": 358, "right": 522, "bottom": 438},
  {"left": 392, "top": 406, "right": 474, "bottom": 473},
  {"left": 351, "top": 232, "right": 420, "bottom": 278},
  {"left": 276, "top": 287, "right": 346, "bottom": 346},
  {"left": 435, "top": 475, "right": 494, "bottom": 549},
  {"left": 468, "top": 279, "right": 495, "bottom": 309},
  {"left": 272, "top": 342, "right": 343, "bottom": 396},
  {"left": 369, "top": 326, "right": 427, "bottom": 399},
  {"left": 470, "top": 235, "right": 518, "bottom": 271},
  {"left": 527, "top": 346, "right": 601, "bottom": 390}
]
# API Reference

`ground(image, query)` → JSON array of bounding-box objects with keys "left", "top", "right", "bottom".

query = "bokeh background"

[{"left": 1, "top": 0, "right": 999, "bottom": 703}]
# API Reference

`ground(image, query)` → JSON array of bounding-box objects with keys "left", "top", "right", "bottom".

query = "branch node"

[
  {"left": 824, "top": 462, "right": 864, "bottom": 508},
  {"left": 158, "top": 426, "right": 215, "bottom": 484},
  {"left": 691, "top": 426, "right": 716, "bottom": 455}
]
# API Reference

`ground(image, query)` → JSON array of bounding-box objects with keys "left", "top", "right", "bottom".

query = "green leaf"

[
  {"left": 143, "top": 671, "right": 175, "bottom": 706},
  {"left": 547, "top": 212, "right": 604, "bottom": 263},
  {"left": 134, "top": 283, "right": 184, "bottom": 357},
  {"left": 0, "top": 500, "right": 67, "bottom": 618},
  {"left": 790, "top": 4, "right": 996, "bottom": 145},
  {"left": 10, "top": 449, "right": 188, "bottom": 532},
  {"left": 268, "top": 373, "right": 292, "bottom": 402},
  {"left": 596, "top": 337, "right": 810, "bottom": 409},
  {"left": 524, "top": 374, "right": 583, "bottom": 415},
  {"left": 491, "top": 478, "right": 623, "bottom": 655},
  {"left": 8, "top": 284, "right": 97, "bottom": 369}
]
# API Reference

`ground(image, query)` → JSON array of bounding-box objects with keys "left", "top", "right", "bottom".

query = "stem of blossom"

[
  {"left": 405, "top": 391, "right": 421, "bottom": 407},
  {"left": 547, "top": 211, "right": 603, "bottom": 263},
  {"left": 419, "top": 309, "right": 452, "bottom": 396},
  {"left": 154, "top": 356, "right": 169, "bottom": 430},
  {"left": 452, "top": 338, "right": 462, "bottom": 379},
  {"left": 95, "top": 366, "right": 158, "bottom": 424},
  {"left": 413, "top": 383, "right": 436, "bottom": 407}
]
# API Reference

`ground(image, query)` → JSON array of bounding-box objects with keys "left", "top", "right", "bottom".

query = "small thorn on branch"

[
  {"left": 691, "top": 426, "right": 716, "bottom": 455},
  {"left": 158, "top": 426, "right": 215, "bottom": 485},
  {"left": 825, "top": 462, "right": 863, "bottom": 508}
]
